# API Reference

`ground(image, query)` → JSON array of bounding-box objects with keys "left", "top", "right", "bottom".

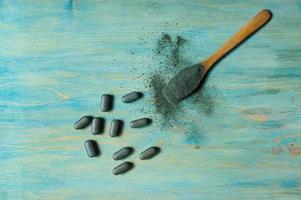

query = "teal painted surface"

[{"left": 1, "top": 0, "right": 301, "bottom": 199}]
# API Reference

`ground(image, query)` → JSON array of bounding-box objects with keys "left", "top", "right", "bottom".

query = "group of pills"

[{"left": 73, "top": 91, "right": 160, "bottom": 175}]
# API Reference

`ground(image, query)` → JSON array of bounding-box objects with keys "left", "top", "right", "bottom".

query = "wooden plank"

[{"left": 0, "top": 0, "right": 300, "bottom": 199}]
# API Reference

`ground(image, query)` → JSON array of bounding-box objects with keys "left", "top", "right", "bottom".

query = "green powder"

[
  {"left": 163, "top": 63, "right": 205, "bottom": 103},
  {"left": 146, "top": 33, "right": 189, "bottom": 123},
  {"left": 156, "top": 34, "right": 189, "bottom": 72},
  {"left": 135, "top": 33, "right": 218, "bottom": 143},
  {"left": 148, "top": 74, "right": 179, "bottom": 123}
]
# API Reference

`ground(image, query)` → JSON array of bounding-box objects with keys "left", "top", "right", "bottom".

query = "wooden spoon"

[{"left": 163, "top": 9, "right": 272, "bottom": 103}]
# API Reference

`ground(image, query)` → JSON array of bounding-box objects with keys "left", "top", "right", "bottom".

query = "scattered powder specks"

[
  {"left": 148, "top": 74, "right": 180, "bottom": 124},
  {"left": 133, "top": 32, "right": 219, "bottom": 145},
  {"left": 155, "top": 33, "right": 191, "bottom": 73}
]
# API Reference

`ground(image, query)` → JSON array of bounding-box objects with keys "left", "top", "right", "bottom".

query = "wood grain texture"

[
  {"left": 202, "top": 9, "right": 272, "bottom": 70},
  {"left": 0, "top": 0, "right": 301, "bottom": 199}
]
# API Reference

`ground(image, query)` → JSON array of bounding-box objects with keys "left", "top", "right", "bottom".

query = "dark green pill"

[
  {"left": 74, "top": 116, "right": 92, "bottom": 129},
  {"left": 130, "top": 118, "right": 151, "bottom": 128},
  {"left": 91, "top": 117, "right": 104, "bottom": 135},
  {"left": 109, "top": 119, "right": 121, "bottom": 137},
  {"left": 84, "top": 140, "right": 99, "bottom": 158},
  {"left": 139, "top": 146, "right": 160, "bottom": 160},
  {"left": 100, "top": 94, "right": 113, "bottom": 112},
  {"left": 113, "top": 147, "right": 133, "bottom": 160},
  {"left": 112, "top": 162, "right": 133, "bottom": 175},
  {"left": 121, "top": 91, "right": 143, "bottom": 103}
]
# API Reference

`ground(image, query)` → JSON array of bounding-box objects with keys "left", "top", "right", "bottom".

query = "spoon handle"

[{"left": 202, "top": 9, "right": 272, "bottom": 71}]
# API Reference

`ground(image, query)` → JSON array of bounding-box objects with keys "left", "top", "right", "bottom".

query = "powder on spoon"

[
  {"left": 162, "top": 63, "right": 206, "bottom": 103},
  {"left": 136, "top": 33, "right": 218, "bottom": 133}
]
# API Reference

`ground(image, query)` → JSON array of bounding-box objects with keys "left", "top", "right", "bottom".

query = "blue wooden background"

[{"left": 1, "top": 0, "right": 301, "bottom": 199}]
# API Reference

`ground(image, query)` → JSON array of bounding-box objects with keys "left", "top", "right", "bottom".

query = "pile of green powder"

[
  {"left": 148, "top": 33, "right": 216, "bottom": 121},
  {"left": 131, "top": 33, "right": 218, "bottom": 144}
]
